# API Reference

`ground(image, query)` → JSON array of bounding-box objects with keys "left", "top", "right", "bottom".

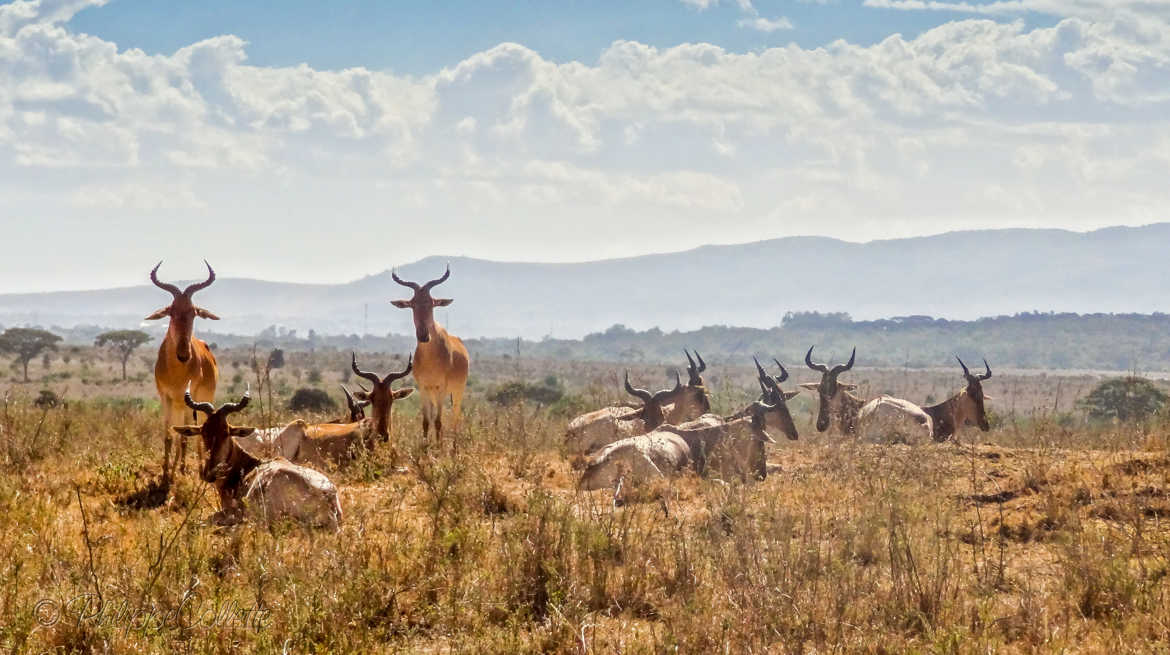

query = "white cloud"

[
  {"left": 737, "top": 16, "right": 795, "bottom": 31},
  {"left": 681, "top": 0, "right": 757, "bottom": 12},
  {"left": 0, "top": 1, "right": 1169, "bottom": 289}
]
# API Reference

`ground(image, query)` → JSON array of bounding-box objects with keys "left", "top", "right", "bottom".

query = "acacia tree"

[
  {"left": 1080, "top": 376, "right": 1168, "bottom": 422},
  {"left": 0, "top": 328, "right": 62, "bottom": 383},
  {"left": 94, "top": 329, "right": 152, "bottom": 381}
]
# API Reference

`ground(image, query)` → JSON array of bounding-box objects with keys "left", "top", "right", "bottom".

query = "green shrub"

[{"left": 288, "top": 387, "right": 336, "bottom": 413}]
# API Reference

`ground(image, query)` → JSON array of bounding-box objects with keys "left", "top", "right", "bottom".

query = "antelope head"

[
  {"left": 743, "top": 357, "right": 798, "bottom": 440},
  {"left": 800, "top": 345, "right": 857, "bottom": 432},
  {"left": 350, "top": 353, "right": 415, "bottom": 438},
  {"left": 340, "top": 383, "right": 371, "bottom": 422},
  {"left": 619, "top": 371, "right": 684, "bottom": 430},
  {"left": 956, "top": 356, "right": 993, "bottom": 432},
  {"left": 172, "top": 386, "right": 254, "bottom": 484},
  {"left": 671, "top": 349, "right": 712, "bottom": 417},
  {"left": 390, "top": 265, "right": 453, "bottom": 343},
  {"left": 144, "top": 260, "right": 218, "bottom": 363}
]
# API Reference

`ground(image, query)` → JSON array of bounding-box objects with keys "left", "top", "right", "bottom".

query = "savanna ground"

[{"left": 1, "top": 347, "right": 1169, "bottom": 653}]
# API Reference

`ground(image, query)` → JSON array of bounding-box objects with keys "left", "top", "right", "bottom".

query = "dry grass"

[{"left": 1, "top": 365, "right": 1169, "bottom": 654}]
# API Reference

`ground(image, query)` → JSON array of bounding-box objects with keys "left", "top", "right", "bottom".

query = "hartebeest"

[
  {"left": 145, "top": 261, "right": 219, "bottom": 481},
  {"left": 172, "top": 388, "right": 342, "bottom": 529},
  {"left": 391, "top": 265, "right": 469, "bottom": 442},
  {"left": 565, "top": 352, "right": 712, "bottom": 454},
  {"left": 801, "top": 346, "right": 932, "bottom": 441},
  {"left": 580, "top": 361, "right": 798, "bottom": 490},
  {"left": 922, "top": 357, "right": 993, "bottom": 442},
  {"left": 337, "top": 384, "right": 370, "bottom": 423},
  {"left": 565, "top": 371, "right": 694, "bottom": 455},
  {"left": 236, "top": 354, "right": 414, "bottom": 470}
]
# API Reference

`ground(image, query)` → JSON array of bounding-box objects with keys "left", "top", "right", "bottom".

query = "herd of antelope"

[{"left": 142, "top": 261, "right": 993, "bottom": 529}]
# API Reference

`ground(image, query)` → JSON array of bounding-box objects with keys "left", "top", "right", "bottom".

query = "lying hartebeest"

[
  {"left": 801, "top": 346, "right": 931, "bottom": 441},
  {"left": 565, "top": 351, "right": 712, "bottom": 454},
  {"left": 922, "top": 357, "right": 993, "bottom": 442},
  {"left": 337, "top": 384, "right": 370, "bottom": 423},
  {"left": 145, "top": 261, "right": 219, "bottom": 481},
  {"left": 565, "top": 370, "right": 703, "bottom": 455},
  {"left": 579, "top": 360, "right": 798, "bottom": 490},
  {"left": 391, "top": 265, "right": 469, "bottom": 442},
  {"left": 172, "top": 388, "right": 342, "bottom": 529},
  {"left": 236, "top": 354, "right": 414, "bottom": 470}
]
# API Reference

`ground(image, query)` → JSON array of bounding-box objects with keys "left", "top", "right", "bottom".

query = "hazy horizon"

[{"left": 1, "top": 221, "right": 1163, "bottom": 295}]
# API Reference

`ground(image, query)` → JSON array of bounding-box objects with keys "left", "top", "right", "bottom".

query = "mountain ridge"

[{"left": 1, "top": 223, "right": 1166, "bottom": 339}]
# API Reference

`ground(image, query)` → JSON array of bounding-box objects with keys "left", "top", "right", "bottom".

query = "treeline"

[
  {"left": 7, "top": 310, "right": 1170, "bottom": 372},
  {"left": 464, "top": 311, "right": 1170, "bottom": 372}
]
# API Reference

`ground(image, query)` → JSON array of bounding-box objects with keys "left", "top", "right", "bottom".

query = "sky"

[{"left": 0, "top": 0, "right": 1168, "bottom": 292}]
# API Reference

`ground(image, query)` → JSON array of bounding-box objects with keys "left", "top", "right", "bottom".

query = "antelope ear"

[
  {"left": 351, "top": 390, "right": 371, "bottom": 402},
  {"left": 194, "top": 306, "right": 220, "bottom": 320},
  {"left": 172, "top": 425, "right": 202, "bottom": 436},
  {"left": 392, "top": 387, "right": 415, "bottom": 399},
  {"left": 432, "top": 298, "right": 454, "bottom": 307},
  {"left": 839, "top": 383, "right": 858, "bottom": 390},
  {"left": 390, "top": 300, "right": 412, "bottom": 308},
  {"left": 144, "top": 306, "right": 171, "bottom": 320},
  {"left": 798, "top": 383, "right": 819, "bottom": 390},
  {"left": 783, "top": 390, "right": 800, "bottom": 401},
  {"left": 983, "top": 394, "right": 994, "bottom": 401},
  {"left": 229, "top": 426, "right": 258, "bottom": 437}
]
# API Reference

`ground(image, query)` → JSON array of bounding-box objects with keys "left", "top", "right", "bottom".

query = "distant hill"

[{"left": 1, "top": 224, "right": 1167, "bottom": 340}]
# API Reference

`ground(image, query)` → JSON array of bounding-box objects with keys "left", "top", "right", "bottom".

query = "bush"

[
  {"left": 34, "top": 389, "right": 61, "bottom": 409},
  {"left": 1079, "top": 376, "right": 1168, "bottom": 423},
  {"left": 288, "top": 387, "right": 337, "bottom": 413},
  {"left": 487, "top": 379, "right": 563, "bottom": 407}
]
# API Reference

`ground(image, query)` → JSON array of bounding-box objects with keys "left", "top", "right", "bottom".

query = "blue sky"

[
  {"left": 65, "top": 0, "right": 1053, "bottom": 73},
  {"left": 0, "top": 0, "right": 1168, "bottom": 292}
]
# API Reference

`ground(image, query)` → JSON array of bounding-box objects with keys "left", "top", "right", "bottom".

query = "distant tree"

[
  {"left": 288, "top": 387, "right": 336, "bottom": 413},
  {"left": 0, "top": 328, "right": 62, "bottom": 382},
  {"left": 94, "top": 329, "right": 152, "bottom": 381},
  {"left": 1080, "top": 377, "right": 1168, "bottom": 422}
]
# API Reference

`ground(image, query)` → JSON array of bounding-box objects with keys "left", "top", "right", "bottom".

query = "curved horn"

[
  {"left": 340, "top": 384, "right": 357, "bottom": 407},
  {"left": 183, "top": 260, "right": 215, "bottom": 296},
  {"left": 183, "top": 384, "right": 215, "bottom": 416},
  {"left": 391, "top": 270, "right": 420, "bottom": 291},
  {"left": 385, "top": 354, "right": 413, "bottom": 383},
  {"left": 149, "top": 261, "right": 182, "bottom": 297},
  {"left": 653, "top": 370, "right": 684, "bottom": 401},
  {"left": 421, "top": 264, "right": 451, "bottom": 292},
  {"left": 753, "top": 356, "right": 768, "bottom": 381},
  {"left": 356, "top": 381, "right": 370, "bottom": 393},
  {"left": 623, "top": 371, "right": 653, "bottom": 403},
  {"left": 831, "top": 347, "right": 856, "bottom": 375},
  {"left": 685, "top": 349, "right": 698, "bottom": 375},
  {"left": 773, "top": 358, "right": 789, "bottom": 383},
  {"left": 351, "top": 352, "right": 381, "bottom": 385},
  {"left": 956, "top": 355, "right": 971, "bottom": 379},
  {"left": 219, "top": 385, "right": 251, "bottom": 416},
  {"left": 979, "top": 358, "right": 992, "bottom": 381},
  {"left": 805, "top": 346, "right": 828, "bottom": 373},
  {"left": 694, "top": 350, "right": 706, "bottom": 373}
]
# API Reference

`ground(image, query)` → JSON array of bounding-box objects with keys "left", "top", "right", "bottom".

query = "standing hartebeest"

[
  {"left": 390, "top": 265, "right": 469, "bottom": 443},
  {"left": 172, "top": 387, "right": 342, "bottom": 529},
  {"left": 801, "top": 346, "right": 932, "bottom": 441},
  {"left": 922, "top": 357, "right": 993, "bottom": 442},
  {"left": 145, "top": 261, "right": 219, "bottom": 481}
]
